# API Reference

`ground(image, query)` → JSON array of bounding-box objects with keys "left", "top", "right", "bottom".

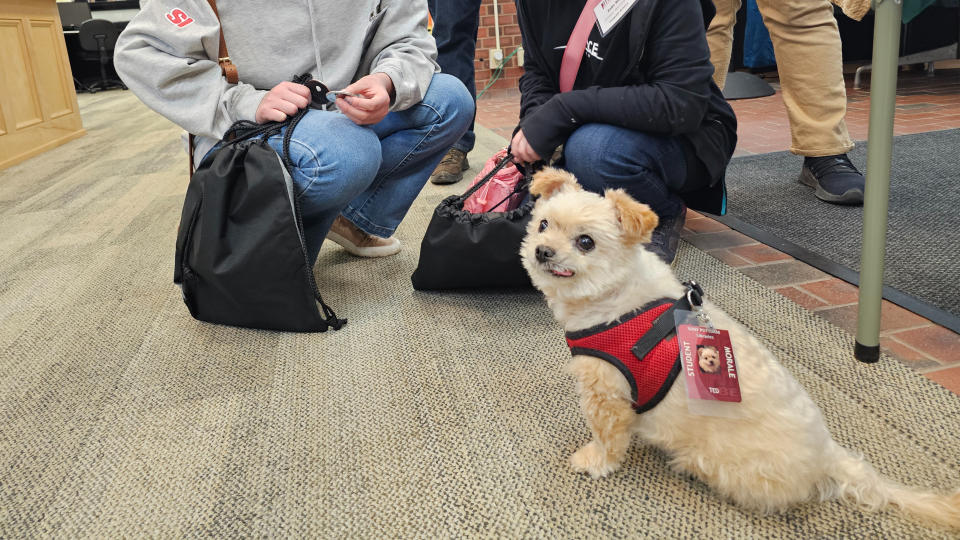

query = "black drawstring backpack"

[{"left": 174, "top": 82, "right": 346, "bottom": 332}]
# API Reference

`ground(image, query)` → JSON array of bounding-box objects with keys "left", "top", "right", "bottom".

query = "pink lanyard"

[{"left": 558, "top": 0, "right": 603, "bottom": 93}]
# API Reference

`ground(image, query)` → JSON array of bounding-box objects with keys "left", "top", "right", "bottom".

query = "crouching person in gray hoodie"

[{"left": 114, "top": 0, "right": 473, "bottom": 260}]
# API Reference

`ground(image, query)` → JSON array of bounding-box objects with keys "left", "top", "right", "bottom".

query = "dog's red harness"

[{"left": 565, "top": 296, "right": 688, "bottom": 413}]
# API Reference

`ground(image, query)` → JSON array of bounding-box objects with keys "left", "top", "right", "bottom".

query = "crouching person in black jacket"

[{"left": 512, "top": 0, "right": 737, "bottom": 264}]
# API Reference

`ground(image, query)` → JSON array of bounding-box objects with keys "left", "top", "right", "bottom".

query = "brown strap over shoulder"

[{"left": 205, "top": 0, "right": 238, "bottom": 84}]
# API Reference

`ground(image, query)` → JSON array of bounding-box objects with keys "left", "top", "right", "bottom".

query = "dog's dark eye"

[
  {"left": 538, "top": 219, "right": 548, "bottom": 232},
  {"left": 576, "top": 235, "right": 595, "bottom": 252}
]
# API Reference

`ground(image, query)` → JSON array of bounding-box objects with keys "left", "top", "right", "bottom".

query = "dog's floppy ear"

[
  {"left": 530, "top": 167, "right": 581, "bottom": 200},
  {"left": 604, "top": 189, "right": 660, "bottom": 245}
]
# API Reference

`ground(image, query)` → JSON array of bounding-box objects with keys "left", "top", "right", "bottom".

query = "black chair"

[{"left": 77, "top": 18, "right": 126, "bottom": 92}]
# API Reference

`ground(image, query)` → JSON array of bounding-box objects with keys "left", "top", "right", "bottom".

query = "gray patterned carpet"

[{"left": 1, "top": 90, "right": 958, "bottom": 537}]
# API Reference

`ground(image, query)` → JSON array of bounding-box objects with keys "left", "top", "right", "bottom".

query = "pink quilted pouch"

[{"left": 463, "top": 149, "right": 525, "bottom": 214}]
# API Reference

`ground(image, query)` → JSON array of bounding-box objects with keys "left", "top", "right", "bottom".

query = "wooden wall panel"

[
  {"left": 0, "top": 0, "right": 84, "bottom": 172},
  {"left": 0, "top": 82, "right": 6, "bottom": 136},
  {"left": 30, "top": 18, "right": 72, "bottom": 119},
  {"left": 0, "top": 19, "right": 44, "bottom": 130}
]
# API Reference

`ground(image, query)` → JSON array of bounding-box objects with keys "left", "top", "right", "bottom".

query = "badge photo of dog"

[{"left": 519, "top": 168, "right": 960, "bottom": 529}]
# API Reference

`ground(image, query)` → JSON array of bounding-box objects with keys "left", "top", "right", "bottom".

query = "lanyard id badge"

[
  {"left": 594, "top": 0, "right": 639, "bottom": 36},
  {"left": 674, "top": 307, "right": 744, "bottom": 418}
]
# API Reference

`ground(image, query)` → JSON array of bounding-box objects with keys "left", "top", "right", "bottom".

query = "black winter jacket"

[{"left": 516, "top": 0, "right": 737, "bottom": 214}]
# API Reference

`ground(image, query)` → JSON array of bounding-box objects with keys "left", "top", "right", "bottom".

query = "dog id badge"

[{"left": 675, "top": 309, "right": 743, "bottom": 418}]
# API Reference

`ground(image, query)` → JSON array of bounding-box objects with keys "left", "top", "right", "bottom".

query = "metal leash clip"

[{"left": 683, "top": 281, "right": 713, "bottom": 328}]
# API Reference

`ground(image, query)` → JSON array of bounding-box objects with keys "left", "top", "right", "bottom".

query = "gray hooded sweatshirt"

[{"left": 114, "top": 0, "right": 439, "bottom": 162}]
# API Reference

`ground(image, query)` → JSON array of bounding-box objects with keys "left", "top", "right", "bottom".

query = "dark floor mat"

[{"left": 717, "top": 128, "right": 960, "bottom": 331}]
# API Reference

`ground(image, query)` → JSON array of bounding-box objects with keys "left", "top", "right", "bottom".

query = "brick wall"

[{"left": 474, "top": 0, "right": 523, "bottom": 97}]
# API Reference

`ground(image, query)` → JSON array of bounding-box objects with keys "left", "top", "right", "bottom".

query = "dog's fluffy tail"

[{"left": 823, "top": 442, "right": 960, "bottom": 529}]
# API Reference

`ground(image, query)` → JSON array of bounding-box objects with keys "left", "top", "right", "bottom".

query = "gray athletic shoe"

[{"left": 799, "top": 154, "right": 865, "bottom": 205}]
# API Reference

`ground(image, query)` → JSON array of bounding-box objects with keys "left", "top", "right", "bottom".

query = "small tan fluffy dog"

[{"left": 520, "top": 168, "right": 960, "bottom": 528}]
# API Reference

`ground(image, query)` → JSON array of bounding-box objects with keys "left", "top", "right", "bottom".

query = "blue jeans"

[
  {"left": 428, "top": 0, "right": 482, "bottom": 154},
  {"left": 265, "top": 73, "right": 473, "bottom": 263},
  {"left": 560, "top": 124, "right": 689, "bottom": 220}
]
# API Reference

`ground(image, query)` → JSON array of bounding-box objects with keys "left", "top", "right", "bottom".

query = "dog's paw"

[{"left": 570, "top": 442, "right": 619, "bottom": 479}]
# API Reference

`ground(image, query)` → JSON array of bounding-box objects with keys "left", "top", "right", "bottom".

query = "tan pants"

[{"left": 706, "top": 0, "right": 854, "bottom": 157}]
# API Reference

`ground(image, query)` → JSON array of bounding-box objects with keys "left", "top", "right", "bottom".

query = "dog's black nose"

[{"left": 535, "top": 245, "right": 555, "bottom": 262}]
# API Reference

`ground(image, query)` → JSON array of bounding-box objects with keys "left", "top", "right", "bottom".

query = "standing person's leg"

[
  {"left": 427, "top": 0, "right": 483, "bottom": 185},
  {"left": 340, "top": 73, "right": 474, "bottom": 240},
  {"left": 706, "top": 0, "right": 742, "bottom": 89},
  {"left": 265, "top": 110, "right": 384, "bottom": 264},
  {"left": 755, "top": 0, "right": 864, "bottom": 204},
  {"left": 561, "top": 124, "right": 689, "bottom": 264}
]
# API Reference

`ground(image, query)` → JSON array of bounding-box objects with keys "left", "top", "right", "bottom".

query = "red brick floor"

[
  {"left": 731, "top": 67, "right": 960, "bottom": 155},
  {"left": 474, "top": 67, "right": 960, "bottom": 395}
]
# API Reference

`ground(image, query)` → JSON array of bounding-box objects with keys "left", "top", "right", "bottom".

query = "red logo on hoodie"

[{"left": 165, "top": 8, "right": 194, "bottom": 28}]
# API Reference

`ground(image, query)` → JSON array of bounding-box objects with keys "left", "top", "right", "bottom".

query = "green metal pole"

[{"left": 855, "top": 0, "right": 903, "bottom": 363}]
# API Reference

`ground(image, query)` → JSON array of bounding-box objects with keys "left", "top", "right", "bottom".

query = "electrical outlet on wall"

[
  {"left": 489, "top": 48, "right": 504, "bottom": 69},
  {"left": 517, "top": 47, "right": 524, "bottom": 66}
]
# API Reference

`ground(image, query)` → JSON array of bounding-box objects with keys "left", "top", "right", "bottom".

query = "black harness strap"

[{"left": 630, "top": 281, "right": 704, "bottom": 362}]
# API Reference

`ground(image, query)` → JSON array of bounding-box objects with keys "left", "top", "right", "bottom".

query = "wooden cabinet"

[{"left": 0, "top": 0, "right": 85, "bottom": 171}]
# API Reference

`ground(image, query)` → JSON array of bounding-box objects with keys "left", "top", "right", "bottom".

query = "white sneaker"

[{"left": 326, "top": 216, "right": 402, "bottom": 257}]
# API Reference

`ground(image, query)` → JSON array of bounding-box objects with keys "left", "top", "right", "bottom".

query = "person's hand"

[
  {"left": 510, "top": 129, "right": 542, "bottom": 165},
  {"left": 336, "top": 73, "right": 394, "bottom": 125},
  {"left": 255, "top": 81, "right": 311, "bottom": 123}
]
